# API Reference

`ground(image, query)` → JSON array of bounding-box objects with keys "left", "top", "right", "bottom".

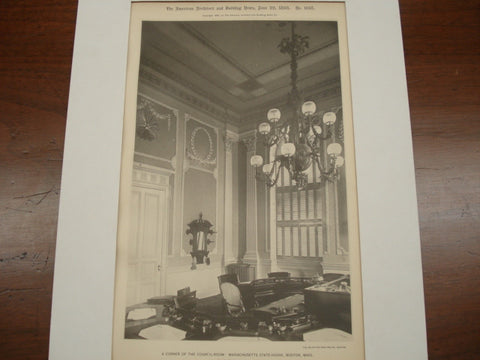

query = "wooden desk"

[{"left": 0, "top": 1, "right": 478, "bottom": 359}]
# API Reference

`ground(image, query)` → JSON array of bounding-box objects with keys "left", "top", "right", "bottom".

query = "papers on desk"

[
  {"left": 126, "top": 308, "right": 156, "bottom": 321},
  {"left": 217, "top": 336, "right": 271, "bottom": 342},
  {"left": 139, "top": 325, "right": 186, "bottom": 340},
  {"left": 303, "top": 328, "right": 352, "bottom": 342}
]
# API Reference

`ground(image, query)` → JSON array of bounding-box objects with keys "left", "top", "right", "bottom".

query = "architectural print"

[{"left": 114, "top": 4, "right": 363, "bottom": 358}]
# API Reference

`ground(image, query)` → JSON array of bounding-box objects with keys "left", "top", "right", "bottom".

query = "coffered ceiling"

[{"left": 140, "top": 21, "right": 341, "bottom": 127}]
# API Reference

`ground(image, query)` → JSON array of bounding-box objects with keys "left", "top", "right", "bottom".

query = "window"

[{"left": 275, "top": 163, "right": 325, "bottom": 257}]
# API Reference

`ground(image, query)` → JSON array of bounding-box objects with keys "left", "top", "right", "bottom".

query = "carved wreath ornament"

[{"left": 187, "top": 126, "right": 216, "bottom": 166}]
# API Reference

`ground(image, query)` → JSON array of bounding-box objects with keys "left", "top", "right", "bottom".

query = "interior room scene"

[{"left": 123, "top": 20, "right": 353, "bottom": 342}]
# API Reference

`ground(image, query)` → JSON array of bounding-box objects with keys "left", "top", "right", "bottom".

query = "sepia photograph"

[{"left": 113, "top": 2, "right": 364, "bottom": 358}]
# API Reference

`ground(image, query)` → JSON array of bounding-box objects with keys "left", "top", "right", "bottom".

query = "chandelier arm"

[
  {"left": 284, "top": 156, "right": 296, "bottom": 180},
  {"left": 254, "top": 159, "right": 283, "bottom": 187},
  {"left": 304, "top": 118, "right": 319, "bottom": 144},
  {"left": 278, "top": 119, "right": 291, "bottom": 136},
  {"left": 266, "top": 134, "right": 280, "bottom": 148},
  {"left": 255, "top": 168, "right": 272, "bottom": 186},
  {"left": 328, "top": 155, "right": 339, "bottom": 178},
  {"left": 314, "top": 155, "right": 328, "bottom": 176},
  {"left": 315, "top": 154, "right": 339, "bottom": 183},
  {"left": 263, "top": 135, "right": 273, "bottom": 148},
  {"left": 305, "top": 135, "right": 318, "bottom": 154},
  {"left": 324, "top": 169, "right": 338, "bottom": 182},
  {"left": 263, "top": 119, "right": 290, "bottom": 147},
  {"left": 315, "top": 133, "right": 332, "bottom": 141},
  {"left": 265, "top": 159, "right": 282, "bottom": 187},
  {"left": 255, "top": 167, "right": 270, "bottom": 186},
  {"left": 304, "top": 128, "right": 330, "bottom": 158},
  {"left": 313, "top": 124, "right": 334, "bottom": 141},
  {"left": 272, "top": 163, "right": 282, "bottom": 187}
]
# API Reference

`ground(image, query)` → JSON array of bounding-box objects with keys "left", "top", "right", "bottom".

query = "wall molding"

[{"left": 132, "top": 162, "right": 171, "bottom": 188}]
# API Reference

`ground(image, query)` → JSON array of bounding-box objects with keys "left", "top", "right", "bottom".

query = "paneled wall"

[
  {"left": 130, "top": 62, "right": 348, "bottom": 301},
  {"left": 127, "top": 79, "right": 240, "bottom": 299}
]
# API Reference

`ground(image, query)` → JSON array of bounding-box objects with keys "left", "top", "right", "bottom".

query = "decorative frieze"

[{"left": 140, "top": 65, "right": 238, "bottom": 123}]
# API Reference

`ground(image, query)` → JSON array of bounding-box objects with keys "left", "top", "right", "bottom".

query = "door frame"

[{"left": 130, "top": 162, "right": 171, "bottom": 300}]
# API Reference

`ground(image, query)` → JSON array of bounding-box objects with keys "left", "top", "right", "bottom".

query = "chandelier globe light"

[{"left": 250, "top": 22, "right": 344, "bottom": 189}]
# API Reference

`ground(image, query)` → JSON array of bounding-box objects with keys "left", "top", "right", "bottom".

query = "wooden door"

[{"left": 126, "top": 185, "right": 167, "bottom": 306}]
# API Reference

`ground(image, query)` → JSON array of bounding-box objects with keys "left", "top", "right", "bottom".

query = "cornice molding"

[
  {"left": 139, "top": 63, "right": 341, "bottom": 131},
  {"left": 139, "top": 65, "right": 241, "bottom": 124}
]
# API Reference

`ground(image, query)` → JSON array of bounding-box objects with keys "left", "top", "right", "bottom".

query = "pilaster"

[
  {"left": 223, "top": 130, "right": 239, "bottom": 265},
  {"left": 240, "top": 134, "right": 259, "bottom": 267}
]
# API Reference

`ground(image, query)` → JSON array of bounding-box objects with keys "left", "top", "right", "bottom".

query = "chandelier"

[{"left": 250, "top": 22, "right": 344, "bottom": 189}]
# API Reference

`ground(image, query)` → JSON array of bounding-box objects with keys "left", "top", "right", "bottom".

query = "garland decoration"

[
  {"left": 136, "top": 98, "right": 172, "bottom": 140},
  {"left": 187, "top": 126, "right": 217, "bottom": 166}
]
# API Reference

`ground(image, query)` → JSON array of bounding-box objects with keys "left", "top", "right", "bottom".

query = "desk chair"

[
  {"left": 218, "top": 273, "right": 239, "bottom": 286},
  {"left": 174, "top": 287, "right": 197, "bottom": 310},
  {"left": 219, "top": 282, "right": 245, "bottom": 316}
]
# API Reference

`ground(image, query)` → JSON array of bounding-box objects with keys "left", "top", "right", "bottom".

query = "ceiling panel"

[
  {"left": 187, "top": 21, "right": 339, "bottom": 76},
  {"left": 139, "top": 20, "right": 342, "bottom": 124}
]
